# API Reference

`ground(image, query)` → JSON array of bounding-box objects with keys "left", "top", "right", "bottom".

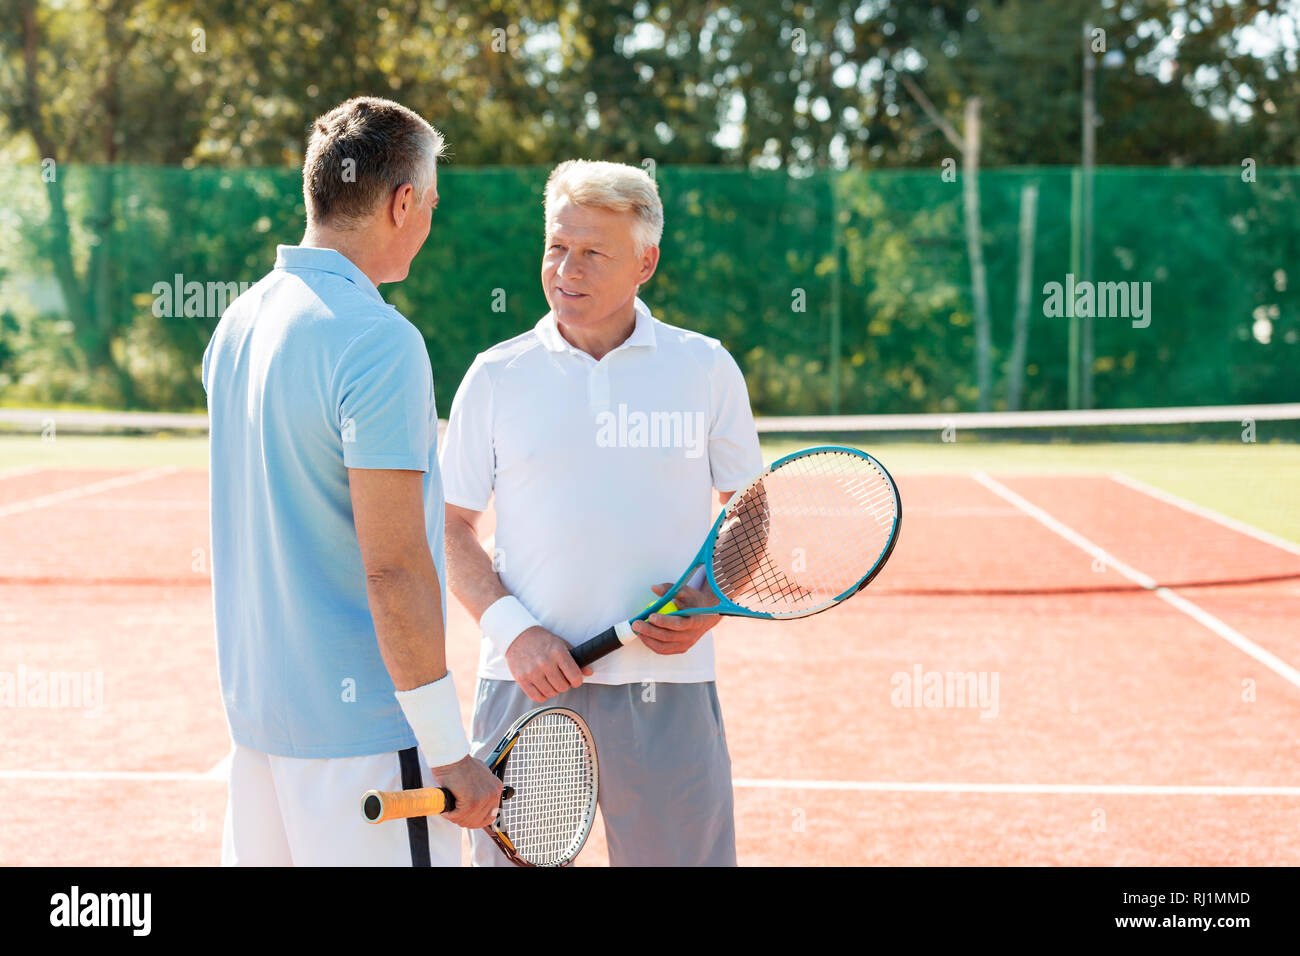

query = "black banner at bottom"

[{"left": 0, "top": 865, "right": 1289, "bottom": 941}]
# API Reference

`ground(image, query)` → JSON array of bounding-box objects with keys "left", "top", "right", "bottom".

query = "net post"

[
  {"left": 829, "top": 171, "right": 842, "bottom": 417},
  {"left": 1068, "top": 167, "right": 1082, "bottom": 410}
]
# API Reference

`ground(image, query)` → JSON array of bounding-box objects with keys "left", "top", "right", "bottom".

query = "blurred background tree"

[{"left": 0, "top": 0, "right": 1296, "bottom": 412}]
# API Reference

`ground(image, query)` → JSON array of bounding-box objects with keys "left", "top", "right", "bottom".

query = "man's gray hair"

[
  {"left": 303, "top": 97, "right": 445, "bottom": 228},
  {"left": 544, "top": 160, "right": 664, "bottom": 255}
]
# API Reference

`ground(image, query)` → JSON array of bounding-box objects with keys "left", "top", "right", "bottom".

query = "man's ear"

[
  {"left": 389, "top": 183, "right": 415, "bottom": 228},
  {"left": 638, "top": 244, "right": 661, "bottom": 284}
]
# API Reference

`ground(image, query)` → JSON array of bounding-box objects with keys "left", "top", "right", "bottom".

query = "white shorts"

[{"left": 221, "top": 742, "right": 462, "bottom": 866}]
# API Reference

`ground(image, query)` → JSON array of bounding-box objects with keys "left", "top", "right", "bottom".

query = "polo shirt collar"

[
  {"left": 274, "top": 245, "right": 386, "bottom": 305},
  {"left": 535, "top": 296, "right": 657, "bottom": 355}
]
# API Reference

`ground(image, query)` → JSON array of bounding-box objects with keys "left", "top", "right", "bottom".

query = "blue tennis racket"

[{"left": 570, "top": 445, "right": 902, "bottom": 667}]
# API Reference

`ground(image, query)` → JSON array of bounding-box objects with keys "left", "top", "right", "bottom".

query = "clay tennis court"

[{"left": 3, "top": 434, "right": 1298, "bottom": 866}]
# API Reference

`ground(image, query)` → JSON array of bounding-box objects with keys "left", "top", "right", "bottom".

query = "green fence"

[{"left": 0, "top": 165, "right": 1296, "bottom": 415}]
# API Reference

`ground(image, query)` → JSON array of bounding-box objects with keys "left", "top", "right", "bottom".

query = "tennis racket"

[
  {"left": 361, "top": 705, "right": 599, "bottom": 868},
  {"left": 570, "top": 445, "right": 901, "bottom": 667}
]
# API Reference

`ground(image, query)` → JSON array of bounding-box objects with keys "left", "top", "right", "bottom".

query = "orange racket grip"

[{"left": 361, "top": 787, "right": 453, "bottom": 823}]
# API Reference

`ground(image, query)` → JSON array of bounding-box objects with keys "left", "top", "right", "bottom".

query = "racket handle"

[
  {"left": 570, "top": 622, "right": 632, "bottom": 668},
  {"left": 361, "top": 786, "right": 454, "bottom": 823}
]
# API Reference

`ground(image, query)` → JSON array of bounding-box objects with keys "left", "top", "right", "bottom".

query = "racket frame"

[
  {"left": 360, "top": 707, "right": 598, "bottom": 867},
  {"left": 571, "top": 445, "right": 902, "bottom": 665},
  {"left": 484, "top": 705, "right": 600, "bottom": 868}
]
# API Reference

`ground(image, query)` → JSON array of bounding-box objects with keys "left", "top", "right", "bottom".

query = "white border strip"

[
  {"left": 0, "top": 409, "right": 207, "bottom": 431},
  {"left": 756, "top": 403, "right": 1300, "bottom": 433},
  {"left": 1110, "top": 471, "right": 1300, "bottom": 557},
  {"left": 0, "top": 465, "right": 45, "bottom": 481},
  {"left": 972, "top": 471, "right": 1300, "bottom": 691},
  {"left": 733, "top": 778, "right": 1300, "bottom": 796},
  {"left": 6, "top": 403, "right": 1297, "bottom": 436},
  {"left": 0, "top": 466, "right": 178, "bottom": 519}
]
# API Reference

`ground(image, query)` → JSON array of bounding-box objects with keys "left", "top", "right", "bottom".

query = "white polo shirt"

[{"left": 440, "top": 297, "right": 763, "bottom": 685}]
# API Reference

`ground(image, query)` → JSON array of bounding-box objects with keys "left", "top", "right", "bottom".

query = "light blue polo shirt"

[{"left": 202, "top": 245, "right": 443, "bottom": 758}]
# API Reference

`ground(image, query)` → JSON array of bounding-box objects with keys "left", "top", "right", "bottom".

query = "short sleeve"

[
  {"left": 708, "top": 347, "right": 763, "bottom": 493},
  {"left": 439, "top": 355, "right": 495, "bottom": 511},
  {"left": 334, "top": 319, "right": 433, "bottom": 471},
  {"left": 202, "top": 332, "right": 214, "bottom": 394}
]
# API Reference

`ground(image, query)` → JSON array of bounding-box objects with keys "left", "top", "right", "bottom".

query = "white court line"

[
  {"left": 905, "top": 506, "right": 1025, "bottom": 518},
  {"left": 0, "top": 755, "right": 231, "bottom": 783},
  {"left": 0, "top": 769, "right": 221, "bottom": 782},
  {"left": 0, "top": 465, "right": 45, "bottom": 481},
  {"left": 972, "top": 471, "right": 1300, "bottom": 691},
  {"left": 51, "top": 499, "right": 207, "bottom": 511},
  {"left": 0, "top": 466, "right": 178, "bottom": 519},
  {"left": 3, "top": 769, "right": 1295, "bottom": 796},
  {"left": 1110, "top": 471, "right": 1300, "bottom": 558},
  {"left": 206, "top": 751, "right": 232, "bottom": 780},
  {"left": 733, "top": 779, "right": 1300, "bottom": 796}
]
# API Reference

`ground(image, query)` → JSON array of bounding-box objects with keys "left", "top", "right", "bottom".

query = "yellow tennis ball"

[{"left": 644, "top": 592, "right": 678, "bottom": 615}]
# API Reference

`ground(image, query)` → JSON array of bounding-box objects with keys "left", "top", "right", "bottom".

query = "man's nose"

[{"left": 556, "top": 251, "right": 582, "bottom": 278}]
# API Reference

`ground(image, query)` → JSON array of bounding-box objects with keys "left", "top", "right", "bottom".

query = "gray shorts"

[{"left": 469, "top": 678, "right": 736, "bottom": 867}]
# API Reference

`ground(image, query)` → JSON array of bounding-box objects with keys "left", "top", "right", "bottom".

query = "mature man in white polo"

[
  {"left": 204, "top": 97, "right": 501, "bottom": 866},
  {"left": 441, "top": 159, "right": 763, "bottom": 866}
]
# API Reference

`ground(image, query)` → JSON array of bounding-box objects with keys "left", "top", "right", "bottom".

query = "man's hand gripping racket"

[
  {"left": 570, "top": 445, "right": 902, "bottom": 667},
  {"left": 361, "top": 706, "right": 599, "bottom": 867}
]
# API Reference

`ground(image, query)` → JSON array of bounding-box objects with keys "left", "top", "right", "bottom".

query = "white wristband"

[
  {"left": 480, "top": 595, "right": 540, "bottom": 656},
  {"left": 394, "top": 671, "right": 470, "bottom": 769}
]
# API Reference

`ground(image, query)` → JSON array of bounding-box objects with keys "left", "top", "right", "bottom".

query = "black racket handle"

[
  {"left": 570, "top": 625, "right": 624, "bottom": 668},
  {"left": 436, "top": 784, "right": 517, "bottom": 815}
]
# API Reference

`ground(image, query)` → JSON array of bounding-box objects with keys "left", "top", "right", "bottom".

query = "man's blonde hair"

[{"left": 543, "top": 160, "right": 664, "bottom": 255}]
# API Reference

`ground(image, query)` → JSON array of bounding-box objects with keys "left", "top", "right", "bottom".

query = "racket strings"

[
  {"left": 712, "top": 450, "right": 899, "bottom": 616},
  {"left": 714, "top": 505, "right": 811, "bottom": 605},
  {"left": 499, "top": 712, "right": 597, "bottom": 865}
]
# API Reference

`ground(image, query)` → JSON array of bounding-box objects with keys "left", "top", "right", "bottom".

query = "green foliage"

[
  {"left": 4, "top": 0, "right": 1297, "bottom": 170},
  {"left": 1, "top": 0, "right": 1297, "bottom": 413},
  {"left": 835, "top": 166, "right": 1300, "bottom": 413},
  {"left": 1, "top": 163, "right": 1297, "bottom": 414}
]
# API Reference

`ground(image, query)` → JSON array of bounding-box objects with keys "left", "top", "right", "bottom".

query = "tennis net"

[
  {"left": 1, "top": 403, "right": 1296, "bottom": 597},
  {"left": 754, "top": 402, "right": 1300, "bottom": 446},
  {"left": 753, "top": 403, "right": 1300, "bottom": 599}
]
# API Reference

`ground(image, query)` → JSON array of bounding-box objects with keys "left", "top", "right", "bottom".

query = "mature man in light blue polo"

[{"left": 203, "top": 97, "right": 500, "bottom": 866}]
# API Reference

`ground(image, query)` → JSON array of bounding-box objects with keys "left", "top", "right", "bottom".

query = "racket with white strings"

[
  {"left": 570, "top": 445, "right": 901, "bottom": 667},
  {"left": 361, "top": 705, "right": 599, "bottom": 867}
]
